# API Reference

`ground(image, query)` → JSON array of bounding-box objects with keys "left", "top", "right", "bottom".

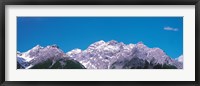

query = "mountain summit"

[
  {"left": 17, "top": 40, "right": 183, "bottom": 69},
  {"left": 67, "top": 40, "right": 183, "bottom": 69}
]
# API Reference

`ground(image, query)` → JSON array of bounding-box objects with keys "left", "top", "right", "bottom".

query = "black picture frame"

[{"left": 0, "top": 0, "right": 199, "bottom": 86}]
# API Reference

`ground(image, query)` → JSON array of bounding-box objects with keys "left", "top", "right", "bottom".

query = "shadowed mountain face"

[
  {"left": 17, "top": 40, "right": 183, "bottom": 69},
  {"left": 30, "top": 58, "right": 85, "bottom": 69}
]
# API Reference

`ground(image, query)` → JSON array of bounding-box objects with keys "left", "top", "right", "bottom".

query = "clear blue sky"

[{"left": 17, "top": 17, "right": 183, "bottom": 58}]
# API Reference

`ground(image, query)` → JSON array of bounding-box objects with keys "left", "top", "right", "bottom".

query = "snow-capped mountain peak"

[
  {"left": 17, "top": 45, "right": 65, "bottom": 68},
  {"left": 32, "top": 45, "right": 43, "bottom": 50},
  {"left": 17, "top": 40, "right": 183, "bottom": 69},
  {"left": 136, "top": 41, "right": 148, "bottom": 49},
  {"left": 107, "top": 40, "right": 118, "bottom": 45},
  {"left": 65, "top": 48, "right": 82, "bottom": 58},
  {"left": 71, "top": 40, "right": 182, "bottom": 69},
  {"left": 176, "top": 55, "right": 183, "bottom": 62},
  {"left": 90, "top": 40, "right": 105, "bottom": 46}
]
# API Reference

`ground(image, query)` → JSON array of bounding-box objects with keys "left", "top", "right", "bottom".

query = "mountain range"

[{"left": 17, "top": 40, "right": 183, "bottom": 69}]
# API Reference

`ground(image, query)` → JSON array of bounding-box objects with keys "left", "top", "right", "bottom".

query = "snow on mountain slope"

[
  {"left": 66, "top": 40, "right": 183, "bottom": 69},
  {"left": 17, "top": 40, "right": 183, "bottom": 69},
  {"left": 65, "top": 49, "right": 82, "bottom": 58},
  {"left": 17, "top": 44, "right": 65, "bottom": 68},
  {"left": 176, "top": 55, "right": 183, "bottom": 62}
]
